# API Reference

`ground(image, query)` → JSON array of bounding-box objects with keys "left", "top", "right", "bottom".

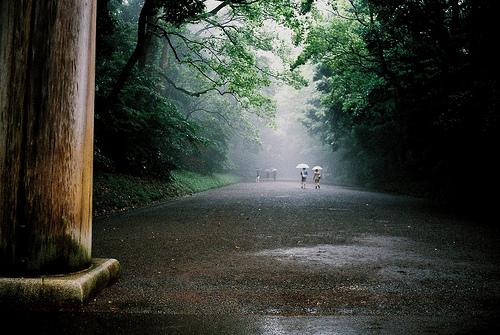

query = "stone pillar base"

[{"left": 0, "top": 258, "right": 120, "bottom": 307}]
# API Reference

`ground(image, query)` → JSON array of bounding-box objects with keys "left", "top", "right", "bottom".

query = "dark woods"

[
  {"left": 94, "top": 0, "right": 498, "bottom": 217},
  {"left": 299, "top": 0, "right": 498, "bottom": 216},
  {"left": 94, "top": 0, "right": 289, "bottom": 178},
  {"left": 95, "top": 0, "right": 226, "bottom": 177}
]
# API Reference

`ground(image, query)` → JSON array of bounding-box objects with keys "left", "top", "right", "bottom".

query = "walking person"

[
  {"left": 256, "top": 168, "right": 261, "bottom": 183},
  {"left": 313, "top": 168, "right": 321, "bottom": 189},
  {"left": 300, "top": 167, "right": 308, "bottom": 189}
]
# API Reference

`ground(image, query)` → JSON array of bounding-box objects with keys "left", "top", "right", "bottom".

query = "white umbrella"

[
  {"left": 296, "top": 163, "right": 309, "bottom": 169},
  {"left": 312, "top": 166, "right": 323, "bottom": 170}
]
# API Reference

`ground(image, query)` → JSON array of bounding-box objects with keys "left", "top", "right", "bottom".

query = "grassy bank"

[{"left": 93, "top": 171, "right": 238, "bottom": 217}]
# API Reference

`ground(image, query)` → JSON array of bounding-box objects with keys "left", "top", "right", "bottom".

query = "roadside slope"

[{"left": 93, "top": 171, "right": 238, "bottom": 217}]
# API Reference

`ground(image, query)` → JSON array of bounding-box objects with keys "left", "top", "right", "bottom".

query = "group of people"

[
  {"left": 300, "top": 167, "right": 321, "bottom": 189},
  {"left": 255, "top": 168, "right": 277, "bottom": 183},
  {"left": 255, "top": 166, "right": 322, "bottom": 189}
]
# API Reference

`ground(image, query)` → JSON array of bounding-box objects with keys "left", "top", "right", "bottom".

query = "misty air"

[{"left": 0, "top": 0, "right": 499, "bottom": 333}]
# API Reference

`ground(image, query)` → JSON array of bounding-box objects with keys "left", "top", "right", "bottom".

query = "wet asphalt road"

[{"left": 4, "top": 181, "right": 500, "bottom": 334}]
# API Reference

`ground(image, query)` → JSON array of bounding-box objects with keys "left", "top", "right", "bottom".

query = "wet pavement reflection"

[{"left": 3, "top": 182, "right": 500, "bottom": 334}]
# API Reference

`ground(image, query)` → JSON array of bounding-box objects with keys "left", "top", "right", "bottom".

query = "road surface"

[{"left": 3, "top": 181, "right": 500, "bottom": 334}]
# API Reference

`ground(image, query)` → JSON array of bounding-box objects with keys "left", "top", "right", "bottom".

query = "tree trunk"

[
  {"left": 106, "top": 0, "right": 156, "bottom": 105},
  {"left": 0, "top": 0, "right": 96, "bottom": 274}
]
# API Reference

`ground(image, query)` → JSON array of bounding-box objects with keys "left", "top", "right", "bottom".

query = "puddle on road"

[{"left": 253, "top": 235, "right": 422, "bottom": 267}]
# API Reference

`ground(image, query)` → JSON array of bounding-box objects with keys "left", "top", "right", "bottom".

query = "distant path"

[{"left": 8, "top": 182, "right": 500, "bottom": 334}]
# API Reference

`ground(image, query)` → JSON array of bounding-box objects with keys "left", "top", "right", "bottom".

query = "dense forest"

[
  {"left": 296, "top": 0, "right": 498, "bottom": 212},
  {"left": 94, "top": 0, "right": 498, "bottom": 214},
  {"left": 95, "top": 0, "right": 304, "bottom": 177}
]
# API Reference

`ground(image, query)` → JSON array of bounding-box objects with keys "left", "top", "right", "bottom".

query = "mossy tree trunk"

[{"left": 0, "top": 0, "right": 96, "bottom": 274}]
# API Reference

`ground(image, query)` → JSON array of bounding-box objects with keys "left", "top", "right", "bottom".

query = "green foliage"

[
  {"left": 157, "top": 0, "right": 307, "bottom": 115},
  {"left": 95, "top": 0, "right": 309, "bottom": 177},
  {"left": 170, "top": 171, "right": 238, "bottom": 194},
  {"left": 95, "top": 2, "right": 204, "bottom": 176},
  {"left": 93, "top": 171, "right": 238, "bottom": 216},
  {"left": 158, "top": 0, "right": 205, "bottom": 26},
  {"left": 97, "top": 73, "right": 205, "bottom": 175},
  {"left": 297, "top": 0, "right": 499, "bottom": 203}
]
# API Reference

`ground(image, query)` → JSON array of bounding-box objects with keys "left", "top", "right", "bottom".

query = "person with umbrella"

[
  {"left": 296, "top": 163, "right": 309, "bottom": 189},
  {"left": 312, "top": 166, "right": 322, "bottom": 189}
]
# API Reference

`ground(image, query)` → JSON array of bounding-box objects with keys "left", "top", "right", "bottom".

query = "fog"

[
  {"left": 229, "top": 68, "right": 335, "bottom": 182},
  {"left": 181, "top": 2, "right": 338, "bottom": 183}
]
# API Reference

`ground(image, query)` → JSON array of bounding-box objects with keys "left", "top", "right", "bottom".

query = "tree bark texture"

[
  {"left": 106, "top": 0, "right": 155, "bottom": 105},
  {"left": 0, "top": 0, "right": 96, "bottom": 274}
]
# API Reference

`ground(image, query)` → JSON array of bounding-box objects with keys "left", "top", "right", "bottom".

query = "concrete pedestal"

[{"left": 0, "top": 258, "right": 120, "bottom": 307}]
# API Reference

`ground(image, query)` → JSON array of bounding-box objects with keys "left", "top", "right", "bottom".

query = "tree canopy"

[
  {"left": 294, "top": 0, "right": 498, "bottom": 206},
  {"left": 95, "top": 0, "right": 308, "bottom": 176},
  {"left": 94, "top": 0, "right": 498, "bottom": 211}
]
